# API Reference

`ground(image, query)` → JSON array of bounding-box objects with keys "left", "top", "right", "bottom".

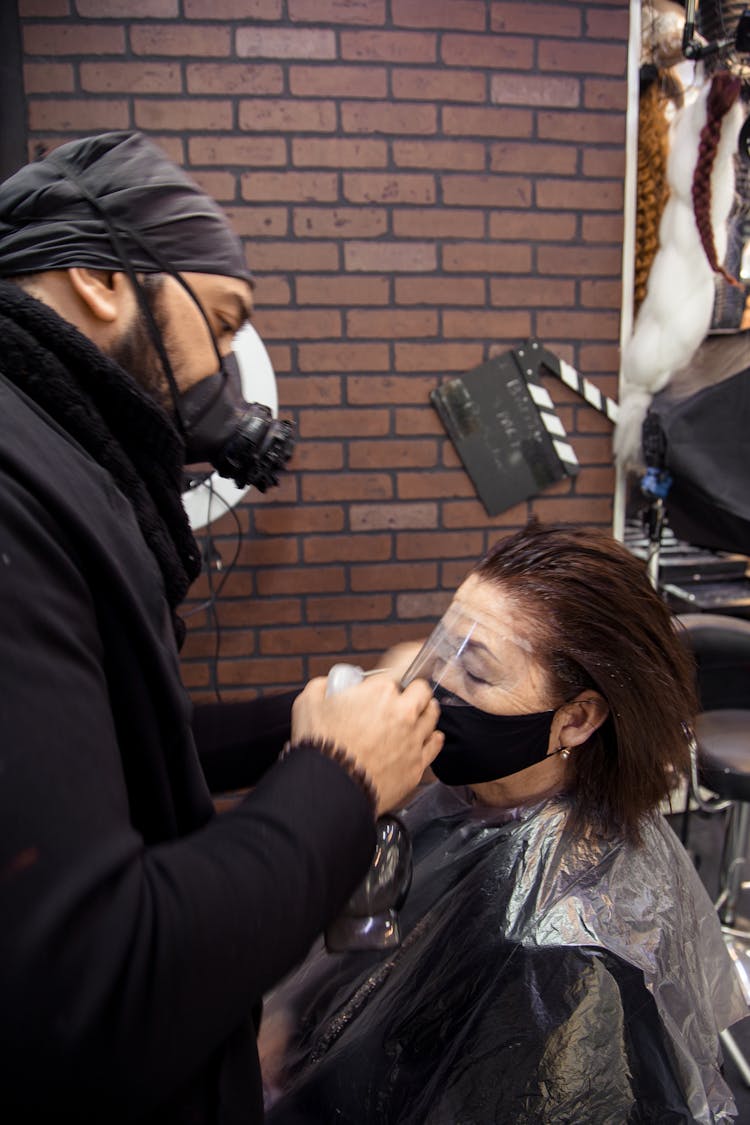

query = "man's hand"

[{"left": 291, "top": 674, "right": 443, "bottom": 816}]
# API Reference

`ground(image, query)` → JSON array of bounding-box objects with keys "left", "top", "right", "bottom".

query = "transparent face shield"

[
  {"left": 400, "top": 602, "right": 538, "bottom": 713},
  {"left": 325, "top": 602, "right": 550, "bottom": 952}
]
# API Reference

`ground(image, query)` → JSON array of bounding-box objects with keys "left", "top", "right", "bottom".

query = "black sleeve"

[
  {"left": 193, "top": 692, "right": 297, "bottom": 793},
  {"left": 0, "top": 472, "right": 375, "bottom": 1119}
]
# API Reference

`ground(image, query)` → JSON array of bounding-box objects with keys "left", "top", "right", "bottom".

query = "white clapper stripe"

[
  {"left": 556, "top": 359, "right": 620, "bottom": 425},
  {"left": 515, "top": 339, "right": 620, "bottom": 425},
  {"left": 517, "top": 348, "right": 578, "bottom": 472},
  {"left": 524, "top": 375, "right": 579, "bottom": 470}
]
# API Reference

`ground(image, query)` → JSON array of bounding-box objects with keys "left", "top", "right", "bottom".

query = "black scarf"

[{"left": 0, "top": 280, "right": 201, "bottom": 646}]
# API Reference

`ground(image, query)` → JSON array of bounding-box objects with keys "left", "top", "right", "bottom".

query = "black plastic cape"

[
  {"left": 261, "top": 784, "right": 746, "bottom": 1124},
  {"left": 0, "top": 131, "right": 252, "bottom": 283}
]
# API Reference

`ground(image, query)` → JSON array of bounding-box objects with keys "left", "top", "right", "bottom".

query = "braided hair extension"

[
  {"left": 691, "top": 70, "right": 744, "bottom": 288},
  {"left": 635, "top": 71, "right": 671, "bottom": 312}
]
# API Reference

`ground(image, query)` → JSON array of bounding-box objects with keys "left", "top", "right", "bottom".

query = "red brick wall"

[{"left": 18, "top": 0, "right": 629, "bottom": 699}]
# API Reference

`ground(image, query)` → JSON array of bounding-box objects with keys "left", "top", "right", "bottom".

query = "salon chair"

[{"left": 677, "top": 613, "right": 750, "bottom": 1084}]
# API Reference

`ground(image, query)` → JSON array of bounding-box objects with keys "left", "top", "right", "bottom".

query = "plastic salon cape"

[{"left": 262, "top": 784, "right": 747, "bottom": 1125}]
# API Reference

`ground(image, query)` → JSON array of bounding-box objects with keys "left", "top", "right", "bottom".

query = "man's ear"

[
  {"left": 550, "top": 692, "right": 609, "bottom": 754},
  {"left": 67, "top": 267, "right": 130, "bottom": 323}
]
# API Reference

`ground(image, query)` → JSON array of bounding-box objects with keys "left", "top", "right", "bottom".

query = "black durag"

[{"left": 0, "top": 130, "right": 252, "bottom": 282}]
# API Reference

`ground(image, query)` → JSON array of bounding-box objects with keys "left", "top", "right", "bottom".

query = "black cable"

[
  {"left": 208, "top": 486, "right": 244, "bottom": 703},
  {"left": 203, "top": 479, "right": 221, "bottom": 701},
  {"left": 182, "top": 478, "right": 244, "bottom": 702}
]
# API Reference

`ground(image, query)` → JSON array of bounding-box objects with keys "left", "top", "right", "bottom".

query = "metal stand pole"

[
  {"left": 645, "top": 495, "right": 666, "bottom": 591},
  {"left": 718, "top": 804, "right": 750, "bottom": 927},
  {"left": 640, "top": 412, "right": 672, "bottom": 593}
]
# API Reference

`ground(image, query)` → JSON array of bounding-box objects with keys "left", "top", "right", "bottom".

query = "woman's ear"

[{"left": 550, "top": 692, "right": 609, "bottom": 754}]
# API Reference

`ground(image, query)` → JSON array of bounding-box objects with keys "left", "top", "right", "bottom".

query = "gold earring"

[{"left": 558, "top": 746, "right": 571, "bottom": 760}]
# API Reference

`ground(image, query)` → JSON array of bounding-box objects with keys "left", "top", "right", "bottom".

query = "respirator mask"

[
  {"left": 179, "top": 349, "right": 294, "bottom": 492},
  {"left": 132, "top": 268, "right": 295, "bottom": 493}
]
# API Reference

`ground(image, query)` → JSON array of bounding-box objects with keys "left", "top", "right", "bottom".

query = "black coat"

[{"left": 0, "top": 302, "right": 375, "bottom": 1123}]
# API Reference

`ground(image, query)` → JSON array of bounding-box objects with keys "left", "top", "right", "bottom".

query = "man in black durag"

[{"left": 0, "top": 131, "right": 442, "bottom": 1124}]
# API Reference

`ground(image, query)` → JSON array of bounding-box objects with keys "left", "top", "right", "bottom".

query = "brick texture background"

[{"left": 18, "top": 0, "right": 629, "bottom": 700}]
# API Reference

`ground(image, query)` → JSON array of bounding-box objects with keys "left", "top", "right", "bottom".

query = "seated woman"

[{"left": 260, "top": 520, "right": 747, "bottom": 1124}]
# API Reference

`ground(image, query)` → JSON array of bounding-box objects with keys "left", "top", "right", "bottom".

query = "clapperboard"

[{"left": 430, "top": 339, "right": 619, "bottom": 517}]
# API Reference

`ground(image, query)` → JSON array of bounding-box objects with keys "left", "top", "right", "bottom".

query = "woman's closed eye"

[{"left": 464, "top": 668, "right": 489, "bottom": 686}]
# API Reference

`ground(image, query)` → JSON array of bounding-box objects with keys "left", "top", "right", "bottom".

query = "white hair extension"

[{"left": 615, "top": 74, "right": 743, "bottom": 467}]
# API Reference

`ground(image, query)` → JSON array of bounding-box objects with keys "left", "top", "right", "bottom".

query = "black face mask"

[
  {"left": 432, "top": 683, "right": 557, "bottom": 786},
  {"left": 179, "top": 351, "right": 294, "bottom": 492}
]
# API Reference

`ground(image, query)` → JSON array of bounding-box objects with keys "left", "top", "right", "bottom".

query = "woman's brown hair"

[{"left": 472, "top": 520, "right": 697, "bottom": 843}]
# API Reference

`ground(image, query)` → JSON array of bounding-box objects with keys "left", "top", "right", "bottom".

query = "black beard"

[{"left": 108, "top": 275, "right": 172, "bottom": 412}]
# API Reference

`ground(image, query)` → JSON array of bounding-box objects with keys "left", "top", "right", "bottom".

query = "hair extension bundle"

[
  {"left": 635, "top": 78, "right": 671, "bottom": 312},
  {"left": 692, "top": 70, "right": 744, "bottom": 286},
  {"left": 616, "top": 72, "right": 744, "bottom": 467}
]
